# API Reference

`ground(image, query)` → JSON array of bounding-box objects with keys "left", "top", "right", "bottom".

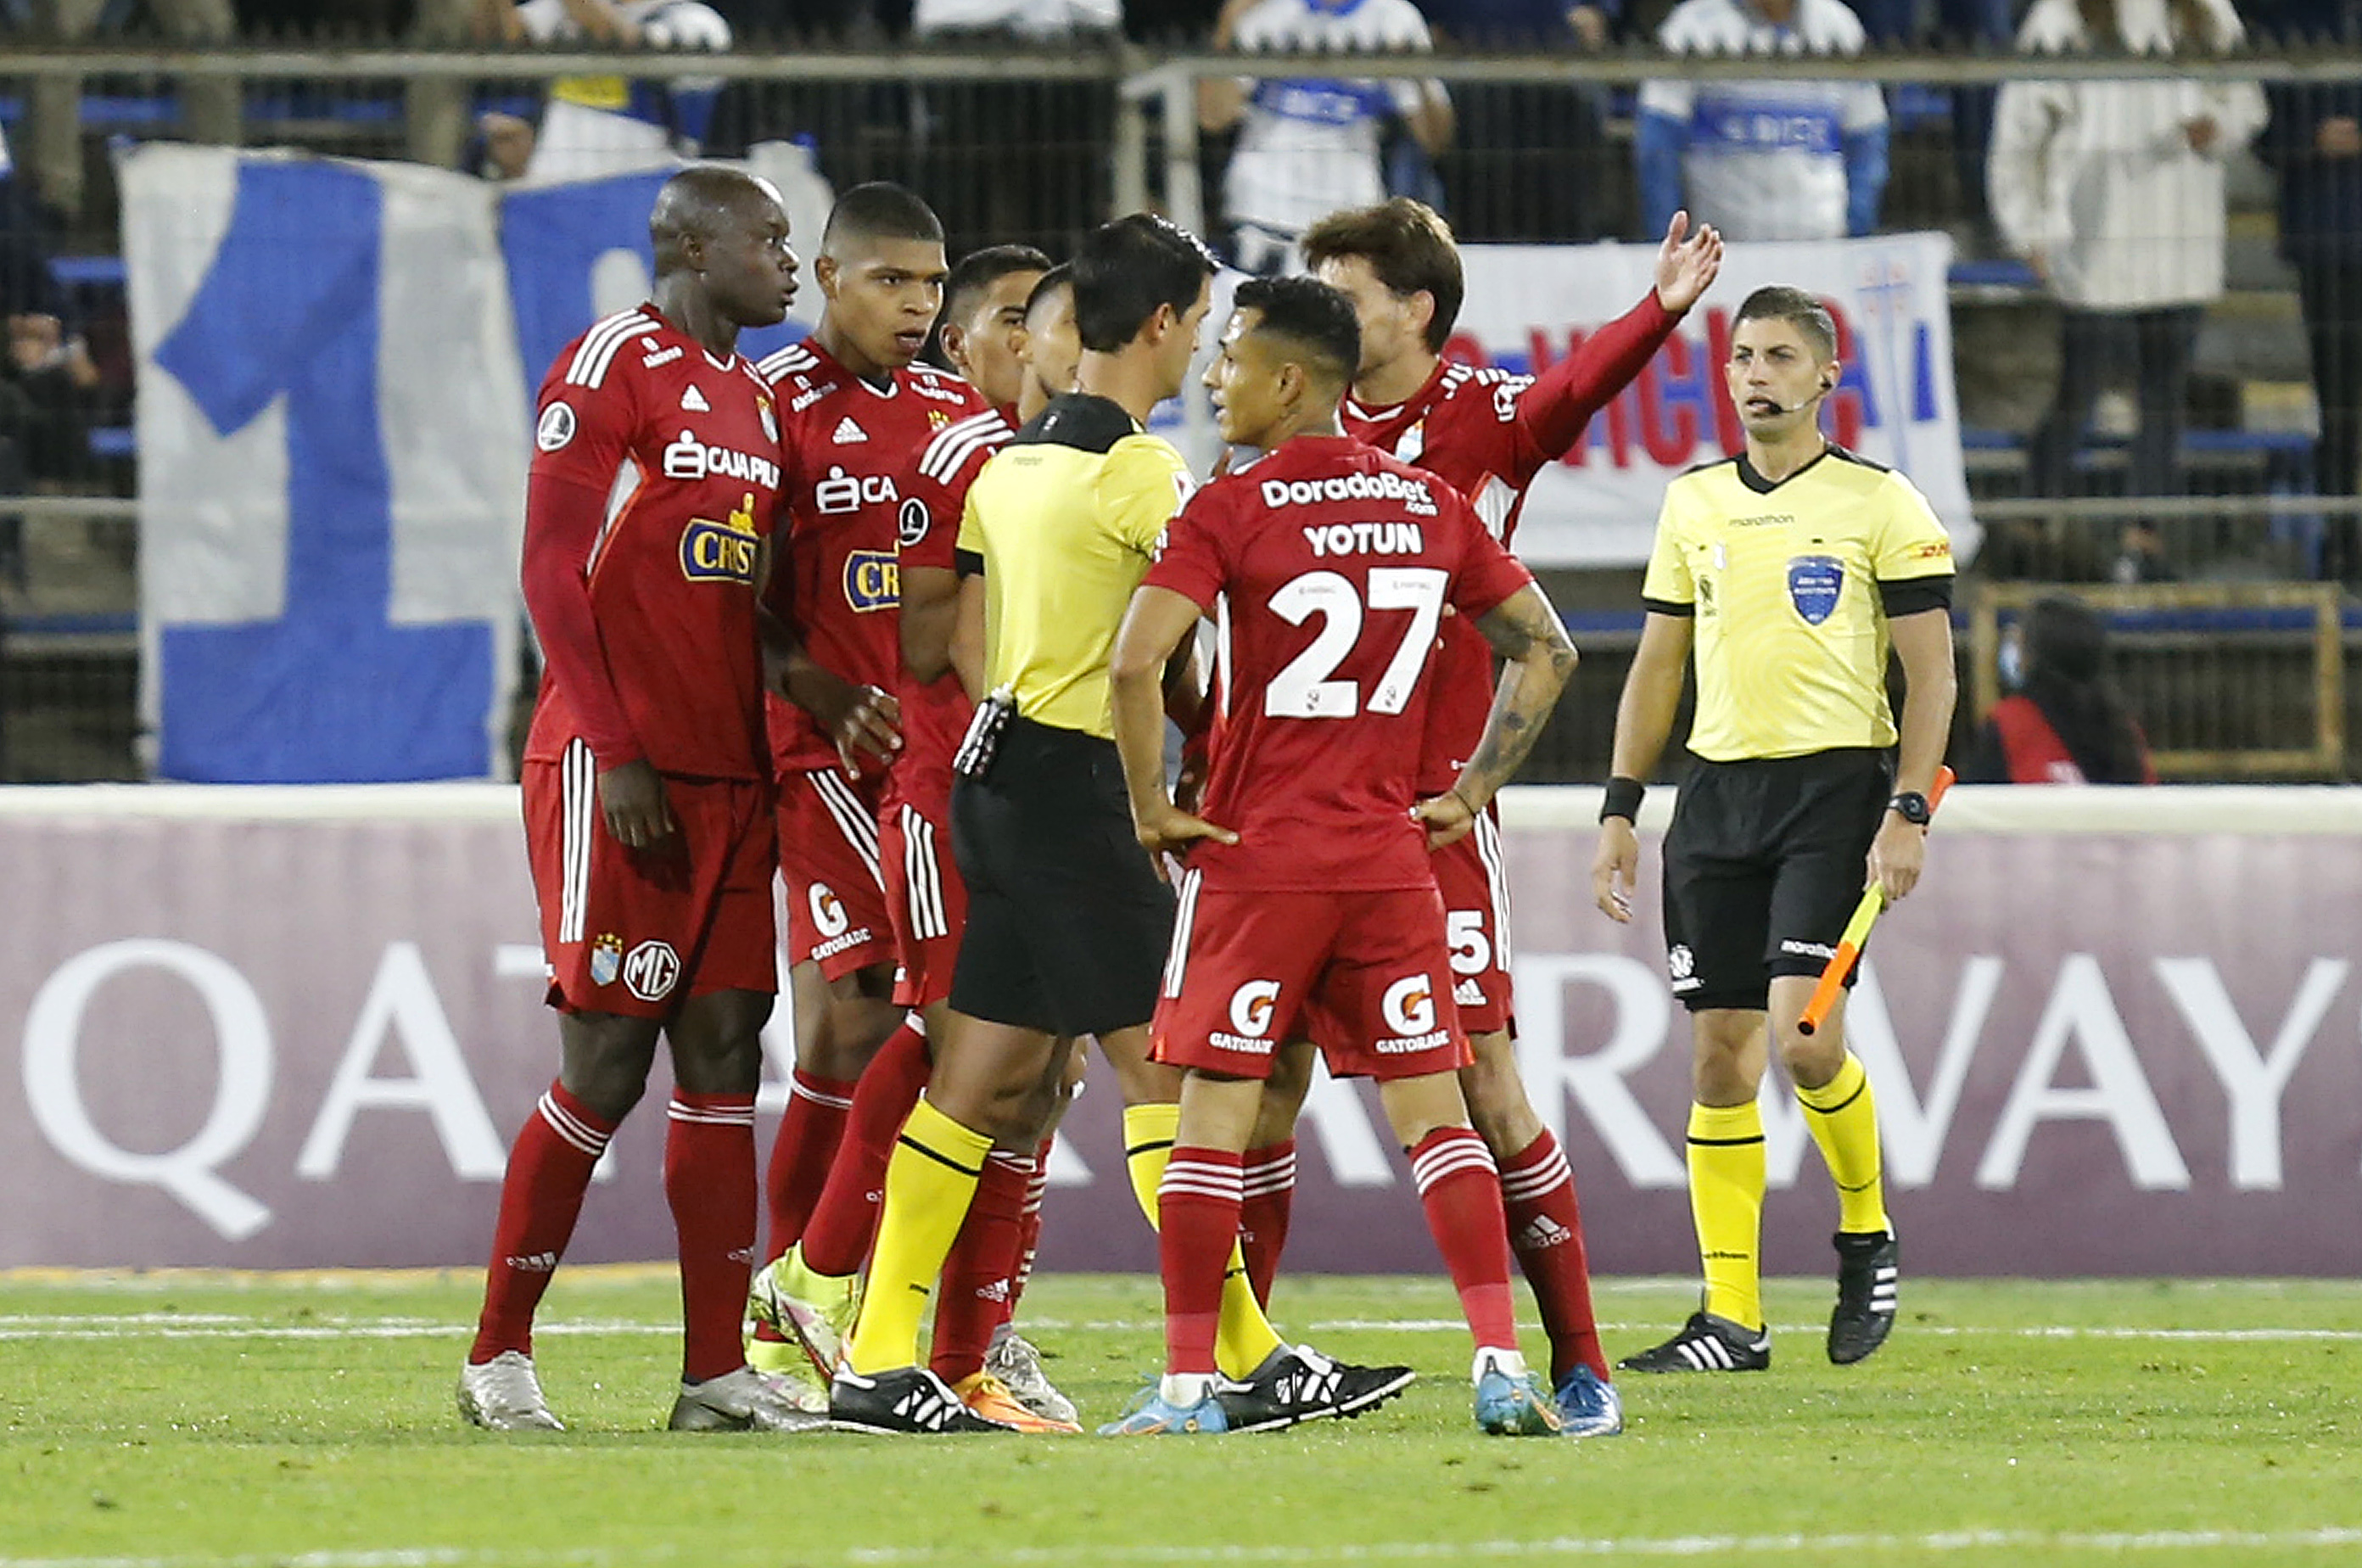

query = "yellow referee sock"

[
  {"left": 1122, "top": 1101, "right": 1285, "bottom": 1380},
  {"left": 1798, "top": 1052, "right": 1889, "bottom": 1236},
  {"left": 1687, "top": 1100, "right": 1766, "bottom": 1330},
  {"left": 844, "top": 1096, "right": 990, "bottom": 1376}
]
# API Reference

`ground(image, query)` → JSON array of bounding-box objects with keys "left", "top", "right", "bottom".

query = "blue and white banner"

[
  {"left": 1450, "top": 233, "right": 1974, "bottom": 567},
  {"left": 127, "top": 146, "right": 531, "bottom": 782},
  {"left": 126, "top": 144, "right": 831, "bottom": 783}
]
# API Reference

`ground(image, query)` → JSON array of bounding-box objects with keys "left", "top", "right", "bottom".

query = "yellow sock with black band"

[
  {"left": 844, "top": 1096, "right": 990, "bottom": 1376},
  {"left": 1122, "top": 1101, "right": 1285, "bottom": 1379},
  {"left": 1797, "top": 1052, "right": 1889, "bottom": 1236},
  {"left": 1687, "top": 1100, "right": 1766, "bottom": 1330}
]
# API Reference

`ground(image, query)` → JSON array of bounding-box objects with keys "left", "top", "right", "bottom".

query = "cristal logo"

[
  {"left": 842, "top": 550, "right": 899, "bottom": 612},
  {"left": 1228, "top": 979, "right": 1281, "bottom": 1039},
  {"left": 809, "top": 884, "right": 849, "bottom": 939},
  {"left": 1381, "top": 974, "right": 1436, "bottom": 1035}
]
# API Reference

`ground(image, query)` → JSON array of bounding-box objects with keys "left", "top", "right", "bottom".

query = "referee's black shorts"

[
  {"left": 1660, "top": 748, "right": 1890, "bottom": 1013},
  {"left": 949, "top": 714, "right": 1175, "bottom": 1038}
]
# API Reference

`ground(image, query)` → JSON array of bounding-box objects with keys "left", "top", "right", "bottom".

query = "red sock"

[
  {"left": 763, "top": 1067, "right": 857, "bottom": 1262},
  {"left": 1157, "top": 1146, "right": 1243, "bottom": 1379},
  {"left": 470, "top": 1082, "right": 617, "bottom": 1365},
  {"left": 1003, "top": 1136, "right": 1054, "bottom": 1321},
  {"left": 1410, "top": 1126, "right": 1518, "bottom": 1354},
  {"left": 667, "top": 1089, "right": 758, "bottom": 1384},
  {"left": 929, "top": 1149, "right": 1033, "bottom": 1386},
  {"left": 1239, "top": 1138, "right": 1296, "bottom": 1308},
  {"left": 800, "top": 1022, "right": 931, "bottom": 1276},
  {"left": 1499, "top": 1130, "right": 1608, "bottom": 1381}
]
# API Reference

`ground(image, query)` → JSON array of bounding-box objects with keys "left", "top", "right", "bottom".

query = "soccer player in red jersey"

[
  {"left": 461, "top": 167, "right": 849, "bottom": 1436},
  {"left": 747, "top": 185, "right": 988, "bottom": 1302},
  {"left": 1103, "top": 277, "right": 1581, "bottom": 1436},
  {"left": 1212, "top": 198, "right": 1721, "bottom": 1431},
  {"left": 761, "top": 244, "right": 1085, "bottom": 1433}
]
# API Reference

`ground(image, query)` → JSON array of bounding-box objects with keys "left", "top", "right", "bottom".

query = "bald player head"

[
  {"left": 647, "top": 166, "right": 799, "bottom": 348},
  {"left": 814, "top": 182, "right": 951, "bottom": 381}
]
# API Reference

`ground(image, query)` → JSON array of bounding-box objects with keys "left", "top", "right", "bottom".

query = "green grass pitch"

[{"left": 2, "top": 1270, "right": 2357, "bottom": 1567}]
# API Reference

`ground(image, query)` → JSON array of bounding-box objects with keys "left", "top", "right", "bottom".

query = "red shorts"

[
  {"left": 1432, "top": 809, "right": 1515, "bottom": 1036},
  {"left": 523, "top": 744, "right": 777, "bottom": 1018},
  {"left": 880, "top": 792, "right": 967, "bottom": 1008},
  {"left": 776, "top": 767, "right": 896, "bottom": 979},
  {"left": 1152, "top": 876, "right": 1472, "bottom": 1083}
]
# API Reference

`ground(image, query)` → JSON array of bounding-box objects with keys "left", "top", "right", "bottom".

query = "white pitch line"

[
  {"left": 0, "top": 1317, "right": 2354, "bottom": 1345},
  {"left": 8, "top": 1532, "right": 2359, "bottom": 1568},
  {"left": 847, "top": 1528, "right": 2362, "bottom": 1565}
]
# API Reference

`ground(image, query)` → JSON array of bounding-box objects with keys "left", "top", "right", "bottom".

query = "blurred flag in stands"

[{"left": 125, "top": 146, "right": 529, "bottom": 783}]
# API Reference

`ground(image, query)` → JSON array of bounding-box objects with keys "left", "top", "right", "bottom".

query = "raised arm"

[{"left": 1516, "top": 211, "right": 1719, "bottom": 462}]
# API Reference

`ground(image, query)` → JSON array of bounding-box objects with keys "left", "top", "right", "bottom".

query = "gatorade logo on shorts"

[
  {"left": 1381, "top": 975, "right": 1437, "bottom": 1037},
  {"left": 810, "top": 884, "right": 849, "bottom": 938},
  {"left": 1228, "top": 979, "right": 1281, "bottom": 1039}
]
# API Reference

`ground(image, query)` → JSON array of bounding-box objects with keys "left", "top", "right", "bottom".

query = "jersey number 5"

[{"left": 1265, "top": 567, "right": 1448, "bottom": 720}]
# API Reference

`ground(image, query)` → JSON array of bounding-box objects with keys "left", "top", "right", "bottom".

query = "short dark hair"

[
  {"left": 1023, "top": 263, "right": 1073, "bottom": 324},
  {"left": 943, "top": 244, "right": 1055, "bottom": 333},
  {"left": 820, "top": 182, "right": 943, "bottom": 257},
  {"left": 1072, "top": 214, "right": 1217, "bottom": 355},
  {"left": 1732, "top": 285, "right": 1839, "bottom": 361},
  {"left": 1300, "top": 198, "right": 1464, "bottom": 355},
  {"left": 1232, "top": 276, "right": 1362, "bottom": 395}
]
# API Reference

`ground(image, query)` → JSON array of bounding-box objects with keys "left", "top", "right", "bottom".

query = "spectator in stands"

[
  {"left": 1200, "top": 0, "right": 1453, "bottom": 274},
  {"left": 1962, "top": 596, "right": 2157, "bottom": 783},
  {"left": 906, "top": 0, "right": 1124, "bottom": 252},
  {"left": 2253, "top": 0, "right": 2362, "bottom": 576},
  {"left": 1989, "top": 0, "right": 2266, "bottom": 500},
  {"left": 475, "top": 0, "right": 735, "bottom": 182},
  {"left": 1845, "top": 0, "right": 2014, "bottom": 252},
  {"left": 1636, "top": 0, "right": 1889, "bottom": 242},
  {"left": 1423, "top": 0, "right": 1618, "bottom": 242}
]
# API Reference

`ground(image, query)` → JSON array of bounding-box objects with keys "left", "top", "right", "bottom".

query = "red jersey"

[
  {"left": 756, "top": 337, "right": 987, "bottom": 777},
  {"left": 521, "top": 305, "right": 782, "bottom": 781},
  {"left": 1142, "top": 435, "right": 1532, "bottom": 893},
  {"left": 893, "top": 403, "right": 1016, "bottom": 810},
  {"left": 1342, "top": 290, "right": 1678, "bottom": 793}
]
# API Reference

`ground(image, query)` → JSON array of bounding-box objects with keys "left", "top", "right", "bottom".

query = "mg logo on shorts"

[
  {"left": 1228, "top": 979, "right": 1282, "bottom": 1039},
  {"left": 1381, "top": 974, "right": 1437, "bottom": 1036},
  {"left": 623, "top": 940, "right": 681, "bottom": 1002},
  {"left": 1787, "top": 554, "right": 1843, "bottom": 625},
  {"left": 809, "top": 884, "right": 849, "bottom": 939}
]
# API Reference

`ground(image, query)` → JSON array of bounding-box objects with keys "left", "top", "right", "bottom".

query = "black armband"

[
  {"left": 954, "top": 548, "right": 986, "bottom": 579},
  {"left": 1600, "top": 776, "right": 1646, "bottom": 823},
  {"left": 1878, "top": 574, "right": 1954, "bottom": 618}
]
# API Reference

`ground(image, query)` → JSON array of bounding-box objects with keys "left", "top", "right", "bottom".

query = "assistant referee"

[
  {"left": 830, "top": 214, "right": 1315, "bottom": 1435},
  {"left": 1591, "top": 284, "right": 1956, "bottom": 1378}
]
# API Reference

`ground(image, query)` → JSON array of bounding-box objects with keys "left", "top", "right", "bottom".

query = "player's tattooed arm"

[{"left": 1415, "top": 584, "right": 1577, "bottom": 850}]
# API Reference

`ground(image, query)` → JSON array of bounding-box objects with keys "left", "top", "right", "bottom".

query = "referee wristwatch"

[{"left": 1887, "top": 791, "right": 1932, "bottom": 827}]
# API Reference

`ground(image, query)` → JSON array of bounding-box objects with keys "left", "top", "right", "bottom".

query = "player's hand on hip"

[
  {"left": 1653, "top": 211, "right": 1724, "bottom": 316},
  {"left": 1592, "top": 817, "right": 1639, "bottom": 922},
  {"left": 1868, "top": 815, "right": 1926, "bottom": 904},
  {"left": 1133, "top": 803, "right": 1238, "bottom": 876},
  {"left": 831, "top": 683, "right": 903, "bottom": 779},
  {"left": 597, "top": 758, "right": 676, "bottom": 850},
  {"left": 1412, "top": 789, "right": 1480, "bottom": 851}
]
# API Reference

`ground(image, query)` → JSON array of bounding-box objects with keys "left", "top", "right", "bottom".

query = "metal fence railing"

[{"left": 4, "top": 42, "right": 2362, "bottom": 780}]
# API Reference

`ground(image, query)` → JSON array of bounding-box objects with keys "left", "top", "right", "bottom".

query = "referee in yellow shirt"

[
  {"left": 831, "top": 214, "right": 1404, "bottom": 1435},
  {"left": 1592, "top": 285, "right": 1956, "bottom": 1375}
]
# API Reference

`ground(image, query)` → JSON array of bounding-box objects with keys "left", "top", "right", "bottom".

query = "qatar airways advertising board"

[
  {"left": 1450, "top": 232, "right": 1973, "bottom": 567},
  {"left": 1, "top": 787, "right": 2352, "bottom": 1279}
]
